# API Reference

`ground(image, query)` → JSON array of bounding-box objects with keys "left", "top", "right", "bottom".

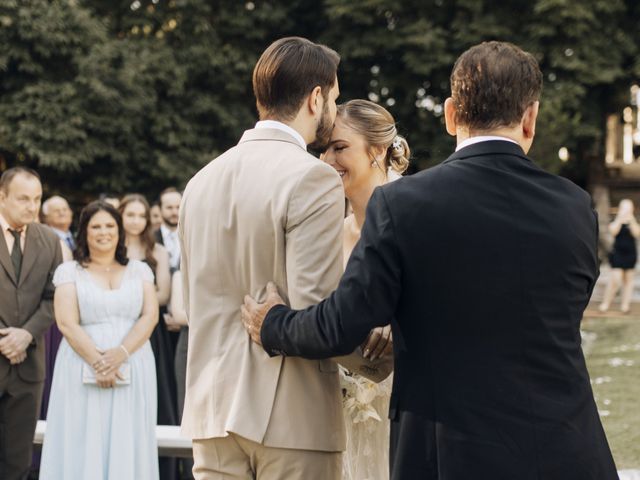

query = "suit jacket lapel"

[
  {"left": 0, "top": 233, "right": 17, "bottom": 285},
  {"left": 19, "top": 225, "right": 44, "bottom": 287}
]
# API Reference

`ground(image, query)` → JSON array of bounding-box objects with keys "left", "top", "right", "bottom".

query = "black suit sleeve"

[
  {"left": 261, "top": 187, "right": 402, "bottom": 358},
  {"left": 588, "top": 209, "right": 599, "bottom": 300}
]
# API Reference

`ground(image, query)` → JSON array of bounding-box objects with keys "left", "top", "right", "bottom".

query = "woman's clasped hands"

[{"left": 92, "top": 345, "right": 128, "bottom": 388}]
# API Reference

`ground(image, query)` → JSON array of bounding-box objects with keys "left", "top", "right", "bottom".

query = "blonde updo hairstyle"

[{"left": 336, "top": 99, "right": 410, "bottom": 175}]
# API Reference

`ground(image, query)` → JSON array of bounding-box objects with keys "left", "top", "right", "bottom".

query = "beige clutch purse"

[
  {"left": 82, "top": 363, "right": 131, "bottom": 386},
  {"left": 334, "top": 346, "right": 393, "bottom": 383}
]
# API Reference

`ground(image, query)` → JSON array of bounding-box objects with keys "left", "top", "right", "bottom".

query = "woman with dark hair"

[
  {"left": 40, "top": 201, "right": 159, "bottom": 479},
  {"left": 600, "top": 198, "right": 640, "bottom": 313}
]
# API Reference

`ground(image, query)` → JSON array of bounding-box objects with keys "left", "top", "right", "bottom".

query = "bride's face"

[{"left": 322, "top": 117, "right": 381, "bottom": 200}]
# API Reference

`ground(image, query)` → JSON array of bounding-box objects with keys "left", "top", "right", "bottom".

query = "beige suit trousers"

[{"left": 192, "top": 434, "right": 342, "bottom": 480}]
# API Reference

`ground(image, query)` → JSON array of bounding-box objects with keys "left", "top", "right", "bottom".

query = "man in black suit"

[
  {"left": 154, "top": 186, "right": 186, "bottom": 480},
  {"left": 155, "top": 187, "right": 182, "bottom": 274},
  {"left": 241, "top": 41, "right": 618, "bottom": 479}
]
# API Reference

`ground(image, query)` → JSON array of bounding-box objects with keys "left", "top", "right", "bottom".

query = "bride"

[{"left": 322, "top": 99, "right": 410, "bottom": 480}]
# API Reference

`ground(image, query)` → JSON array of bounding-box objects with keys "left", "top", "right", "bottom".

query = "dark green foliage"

[{"left": 0, "top": 0, "right": 638, "bottom": 201}]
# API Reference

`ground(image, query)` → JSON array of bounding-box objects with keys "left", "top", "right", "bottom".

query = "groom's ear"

[
  {"left": 444, "top": 97, "right": 458, "bottom": 136},
  {"left": 521, "top": 101, "right": 539, "bottom": 140},
  {"left": 307, "top": 86, "right": 323, "bottom": 116}
]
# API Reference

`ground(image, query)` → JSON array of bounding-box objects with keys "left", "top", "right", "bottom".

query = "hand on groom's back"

[{"left": 241, "top": 282, "right": 285, "bottom": 346}]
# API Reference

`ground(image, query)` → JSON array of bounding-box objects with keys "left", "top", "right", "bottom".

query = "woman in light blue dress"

[{"left": 41, "top": 201, "right": 159, "bottom": 480}]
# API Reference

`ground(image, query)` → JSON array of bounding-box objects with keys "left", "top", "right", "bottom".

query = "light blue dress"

[{"left": 40, "top": 260, "right": 159, "bottom": 480}]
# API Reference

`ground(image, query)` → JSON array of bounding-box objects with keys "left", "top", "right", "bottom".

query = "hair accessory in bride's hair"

[{"left": 391, "top": 136, "right": 402, "bottom": 151}]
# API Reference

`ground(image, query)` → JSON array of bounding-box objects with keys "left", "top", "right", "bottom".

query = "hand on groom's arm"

[
  {"left": 241, "top": 187, "right": 403, "bottom": 360},
  {"left": 241, "top": 289, "right": 394, "bottom": 361},
  {"left": 241, "top": 282, "right": 285, "bottom": 346}
]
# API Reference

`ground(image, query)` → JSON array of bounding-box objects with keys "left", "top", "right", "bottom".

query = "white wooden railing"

[{"left": 33, "top": 420, "right": 193, "bottom": 458}]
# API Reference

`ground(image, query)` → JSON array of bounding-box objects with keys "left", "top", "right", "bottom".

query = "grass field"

[{"left": 582, "top": 314, "right": 640, "bottom": 469}]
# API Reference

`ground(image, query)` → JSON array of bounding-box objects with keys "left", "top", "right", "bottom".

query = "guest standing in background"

[
  {"left": 600, "top": 199, "right": 640, "bottom": 313},
  {"left": 155, "top": 188, "right": 182, "bottom": 273},
  {"left": 40, "top": 201, "right": 159, "bottom": 479},
  {"left": 38, "top": 195, "right": 75, "bottom": 424},
  {"left": 0, "top": 167, "right": 62, "bottom": 480},
  {"left": 153, "top": 187, "right": 183, "bottom": 480},
  {"left": 120, "top": 193, "right": 178, "bottom": 479},
  {"left": 99, "top": 193, "right": 121, "bottom": 210},
  {"left": 168, "top": 270, "right": 194, "bottom": 480},
  {"left": 42, "top": 195, "right": 75, "bottom": 252},
  {"left": 119, "top": 194, "right": 171, "bottom": 306},
  {"left": 150, "top": 202, "right": 163, "bottom": 233}
]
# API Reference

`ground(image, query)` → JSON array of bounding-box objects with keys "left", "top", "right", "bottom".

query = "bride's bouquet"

[{"left": 340, "top": 366, "right": 392, "bottom": 424}]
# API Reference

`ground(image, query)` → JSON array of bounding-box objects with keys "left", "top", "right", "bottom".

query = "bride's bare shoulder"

[
  {"left": 343, "top": 214, "right": 359, "bottom": 237},
  {"left": 343, "top": 214, "right": 361, "bottom": 258}
]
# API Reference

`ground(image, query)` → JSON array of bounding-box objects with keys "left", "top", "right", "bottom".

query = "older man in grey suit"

[
  {"left": 179, "top": 37, "right": 346, "bottom": 479},
  {"left": 0, "top": 167, "right": 62, "bottom": 480}
]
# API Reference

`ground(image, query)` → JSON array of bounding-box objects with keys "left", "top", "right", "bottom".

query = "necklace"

[{"left": 90, "top": 260, "right": 117, "bottom": 273}]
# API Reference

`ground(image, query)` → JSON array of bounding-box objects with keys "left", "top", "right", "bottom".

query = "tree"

[
  {"left": 321, "top": 0, "right": 640, "bottom": 183},
  {"left": 1, "top": 0, "right": 639, "bottom": 201}
]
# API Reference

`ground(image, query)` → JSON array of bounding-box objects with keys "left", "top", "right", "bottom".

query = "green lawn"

[{"left": 582, "top": 315, "right": 640, "bottom": 469}]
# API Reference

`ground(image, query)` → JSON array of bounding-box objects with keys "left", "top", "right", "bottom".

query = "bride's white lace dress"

[
  {"left": 340, "top": 171, "right": 399, "bottom": 480},
  {"left": 341, "top": 367, "right": 392, "bottom": 480}
]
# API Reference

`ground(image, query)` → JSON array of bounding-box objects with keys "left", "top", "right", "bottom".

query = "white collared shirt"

[
  {"left": 0, "top": 212, "right": 26, "bottom": 253},
  {"left": 51, "top": 227, "right": 74, "bottom": 247},
  {"left": 455, "top": 135, "right": 519, "bottom": 152},
  {"left": 255, "top": 120, "right": 306, "bottom": 150}
]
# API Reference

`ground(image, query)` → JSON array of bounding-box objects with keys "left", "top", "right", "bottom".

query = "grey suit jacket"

[
  {"left": 0, "top": 223, "right": 63, "bottom": 382},
  {"left": 179, "top": 127, "right": 346, "bottom": 451}
]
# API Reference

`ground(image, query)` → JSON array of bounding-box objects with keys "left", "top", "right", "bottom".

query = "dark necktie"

[
  {"left": 9, "top": 229, "right": 22, "bottom": 280},
  {"left": 65, "top": 233, "right": 75, "bottom": 251}
]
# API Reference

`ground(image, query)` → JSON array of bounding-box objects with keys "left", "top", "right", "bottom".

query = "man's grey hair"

[{"left": 42, "top": 195, "right": 69, "bottom": 216}]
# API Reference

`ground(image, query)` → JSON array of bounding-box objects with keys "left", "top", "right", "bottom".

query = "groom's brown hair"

[
  {"left": 253, "top": 37, "right": 340, "bottom": 121},
  {"left": 450, "top": 41, "right": 543, "bottom": 131}
]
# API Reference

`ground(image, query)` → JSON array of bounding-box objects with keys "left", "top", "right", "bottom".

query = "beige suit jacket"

[{"left": 179, "top": 128, "right": 346, "bottom": 452}]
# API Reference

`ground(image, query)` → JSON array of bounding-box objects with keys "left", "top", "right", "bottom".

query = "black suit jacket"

[
  {"left": 261, "top": 141, "right": 617, "bottom": 479},
  {"left": 0, "top": 222, "right": 62, "bottom": 382}
]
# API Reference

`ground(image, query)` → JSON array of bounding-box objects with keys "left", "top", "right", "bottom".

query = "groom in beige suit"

[{"left": 179, "top": 37, "right": 345, "bottom": 479}]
